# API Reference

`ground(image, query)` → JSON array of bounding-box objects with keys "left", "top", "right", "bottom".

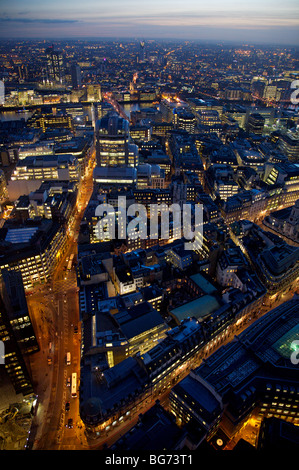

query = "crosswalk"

[{"left": 53, "top": 277, "right": 78, "bottom": 294}]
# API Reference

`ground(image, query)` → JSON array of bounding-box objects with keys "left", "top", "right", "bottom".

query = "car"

[
  {"left": 47, "top": 356, "right": 52, "bottom": 365},
  {"left": 67, "top": 377, "right": 71, "bottom": 387},
  {"left": 67, "top": 418, "right": 73, "bottom": 429},
  {"left": 74, "top": 326, "right": 78, "bottom": 334},
  {"left": 65, "top": 402, "right": 70, "bottom": 412}
]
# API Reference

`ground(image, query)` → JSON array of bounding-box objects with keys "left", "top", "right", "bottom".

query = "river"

[
  {"left": 122, "top": 102, "right": 158, "bottom": 119},
  {"left": 0, "top": 110, "right": 33, "bottom": 122},
  {"left": 0, "top": 101, "right": 158, "bottom": 122}
]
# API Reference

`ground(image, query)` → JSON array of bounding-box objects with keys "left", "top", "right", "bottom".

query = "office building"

[
  {"left": 93, "top": 166, "right": 137, "bottom": 188},
  {"left": 81, "top": 299, "right": 168, "bottom": 368},
  {"left": 278, "top": 134, "right": 299, "bottom": 162},
  {"left": 0, "top": 218, "right": 67, "bottom": 289},
  {"left": 196, "top": 110, "right": 221, "bottom": 128},
  {"left": 169, "top": 371, "right": 223, "bottom": 444},
  {"left": 0, "top": 271, "right": 37, "bottom": 395},
  {"left": 111, "top": 402, "right": 189, "bottom": 451},
  {"left": 136, "top": 164, "right": 165, "bottom": 190},
  {"left": 16, "top": 180, "right": 77, "bottom": 224},
  {"left": 257, "top": 417, "right": 299, "bottom": 450},
  {"left": 0, "top": 169, "right": 7, "bottom": 203},
  {"left": 71, "top": 63, "right": 82, "bottom": 89},
  {"left": 166, "top": 246, "right": 194, "bottom": 271},
  {"left": 18, "top": 143, "right": 54, "bottom": 160},
  {"left": 11, "top": 155, "right": 81, "bottom": 183},
  {"left": 138, "top": 41, "right": 146, "bottom": 63},
  {"left": 54, "top": 136, "right": 94, "bottom": 175},
  {"left": 28, "top": 111, "right": 73, "bottom": 134},
  {"left": 232, "top": 222, "right": 299, "bottom": 294},
  {"left": 173, "top": 109, "right": 197, "bottom": 134},
  {"left": 44, "top": 46, "right": 64, "bottom": 85},
  {"left": 96, "top": 115, "right": 138, "bottom": 168},
  {"left": 130, "top": 125, "right": 151, "bottom": 142},
  {"left": 263, "top": 199, "right": 299, "bottom": 243},
  {"left": 1, "top": 270, "right": 39, "bottom": 356},
  {"left": 246, "top": 113, "right": 265, "bottom": 135}
]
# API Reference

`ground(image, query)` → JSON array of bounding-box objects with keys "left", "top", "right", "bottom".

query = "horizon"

[{"left": 0, "top": 37, "right": 298, "bottom": 49}]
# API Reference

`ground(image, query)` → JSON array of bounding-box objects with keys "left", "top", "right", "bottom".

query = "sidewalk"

[{"left": 26, "top": 295, "right": 56, "bottom": 449}]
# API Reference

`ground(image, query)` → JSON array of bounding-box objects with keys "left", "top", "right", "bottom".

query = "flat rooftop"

[{"left": 170, "top": 295, "right": 221, "bottom": 323}]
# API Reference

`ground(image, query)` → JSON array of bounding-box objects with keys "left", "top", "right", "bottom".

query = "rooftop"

[
  {"left": 190, "top": 273, "right": 218, "bottom": 295},
  {"left": 111, "top": 403, "right": 186, "bottom": 451},
  {"left": 170, "top": 295, "right": 221, "bottom": 323}
]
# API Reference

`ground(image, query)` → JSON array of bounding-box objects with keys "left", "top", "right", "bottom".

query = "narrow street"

[{"left": 26, "top": 152, "right": 95, "bottom": 450}]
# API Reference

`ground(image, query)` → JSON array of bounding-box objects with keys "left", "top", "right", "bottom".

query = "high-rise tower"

[
  {"left": 138, "top": 41, "right": 146, "bottom": 63},
  {"left": 71, "top": 63, "right": 82, "bottom": 89},
  {"left": 96, "top": 115, "right": 138, "bottom": 168},
  {"left": 0, "top": 270, "right": 38, "bottom": 395},
  {"left": 45, "top": 46, "right": 64, "bottom": 85}
]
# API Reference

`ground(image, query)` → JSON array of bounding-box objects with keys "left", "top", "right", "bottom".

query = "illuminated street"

[{"left": 25, "top": 152, "right": 96, "bottom": 450}]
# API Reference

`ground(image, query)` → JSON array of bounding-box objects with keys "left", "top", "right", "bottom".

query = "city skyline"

[{"left": 0, "top": 0, "right": 298, "bottom": 45}]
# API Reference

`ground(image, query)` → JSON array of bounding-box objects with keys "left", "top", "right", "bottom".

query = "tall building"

[
  {"left": 0, "top": 270, "right": 37, "bottom": 395},
  {"left": 173, "top": 109, "right": 197, "bottom": 134},
  {"left": 45, "top": 46, "right": 64, "bottom": 85},
  {"left": 71, "top": 63, "right": 82, "bottom": 89},
  {"left": 0, "top": 218, "right": 67, "bottom": 289},
  {"left": 18, "top": 64, "right": 28, "bottom": 81},
  {"left": 138, "top": 41, "right": 146, "bottom": 63},
  {"left": 96, "top": 115, "right": 138, "bottom": 167}
]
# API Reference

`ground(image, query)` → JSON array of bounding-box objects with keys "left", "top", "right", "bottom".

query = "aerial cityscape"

[{"left": 0, "top": 0, "right": 298, "bottom": 457}]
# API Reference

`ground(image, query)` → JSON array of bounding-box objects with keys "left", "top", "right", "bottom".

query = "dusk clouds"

[{"left": 0, "top": 0, "right": 298, "bottom": 44}]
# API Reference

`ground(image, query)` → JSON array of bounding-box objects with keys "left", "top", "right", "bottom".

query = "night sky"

[{"left": 0, "top": 0, "right": 298, "bottom": 45}]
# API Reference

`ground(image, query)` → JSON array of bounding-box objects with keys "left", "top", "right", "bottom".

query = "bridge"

[{"left": 103, "top": 92, "right": 129, "bottom": 122}]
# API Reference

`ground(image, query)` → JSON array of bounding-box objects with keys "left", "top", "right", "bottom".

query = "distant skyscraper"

[
  {"left": 138, "top": 41, "right": 146, "bottom": 63},
  {"left": 71, "top": 63, "right": 81, "bottom": 89},
  {"left": 18, "top": 64, "right": 28, "bottom": 81},
  {"left": 45, "top": 46, "right": 64, "bottom": 85}
]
